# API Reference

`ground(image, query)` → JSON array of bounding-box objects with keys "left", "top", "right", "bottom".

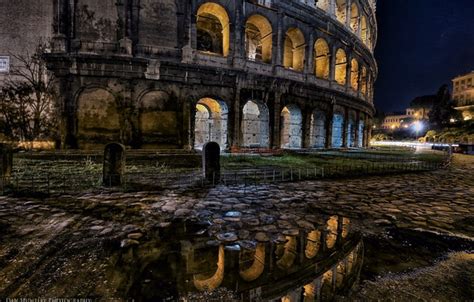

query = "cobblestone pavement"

[{"left": 0, "top": 154, "right": 472, "bottom": 297}]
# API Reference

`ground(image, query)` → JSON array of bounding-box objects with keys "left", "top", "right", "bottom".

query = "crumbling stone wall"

[{"left": 37, "top": 0, "right": 378, "bottom": 150}]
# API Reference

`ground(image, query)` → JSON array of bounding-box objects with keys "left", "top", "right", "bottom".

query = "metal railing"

[{"left": 0, "top": 155, "right": 450, "bottom": 196}]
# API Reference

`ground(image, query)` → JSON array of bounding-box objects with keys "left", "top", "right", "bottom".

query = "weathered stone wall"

[{"left": 37, "top": 0, "right": 377, "bottom": 150}]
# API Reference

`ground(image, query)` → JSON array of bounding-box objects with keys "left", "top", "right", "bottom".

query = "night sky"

[{"left": 374, "top": 0, "right": 474, "bottom": 113}]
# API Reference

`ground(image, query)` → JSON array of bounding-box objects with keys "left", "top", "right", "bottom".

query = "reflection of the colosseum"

[{"left": 130, "top": 215, "right": 363, "bottom": 301}]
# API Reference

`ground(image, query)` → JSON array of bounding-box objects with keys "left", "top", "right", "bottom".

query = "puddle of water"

[{"left": 116, "top": 215, "right": 362, "bottom": 301}]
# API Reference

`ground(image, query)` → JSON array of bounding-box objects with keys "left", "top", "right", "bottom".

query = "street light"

[{"left": 412, "top": 121, "right": 423, "bottom": 138}]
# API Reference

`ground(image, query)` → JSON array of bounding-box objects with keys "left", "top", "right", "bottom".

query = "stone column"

[
  {"left": 329, "top": 45, "right": 337, "bottom": 86},
  {"left": 346, "top": 53, "right": 352, "bottom": 90},
  {"left": 329, "top": 0, "right": 336, "bottom": 17},
  {"left": 232, "top": 1, "right": 244, "bottom": 65},
  {"left": 354, "top": 111, "right": 361, "bottom": 147},
  {"left": 345, "top": 0, "right": 352, "bottom": 28},
  {"left": 305, "top": 31, "right": 315, "bottom": 76},
  {"left": 231, "top": 86, "right": 242, "bottom": 149},
  {"left": 275, "top": 12, "right": 284, "bottom": 69},
  {"left": 182, "top": 100, "right": 193, "bottom": 150},
  {"left": 325, "top": 103, "right": 335, "bottom": 148},
  {"left": 271, "top": 93, "right": 282, "bottom": 149},
  {"left": 302, "top": 108, "right": 313, "bottom": 149},
  {"left": 342, "top": 107, "right": 349, "bottom": 147}
]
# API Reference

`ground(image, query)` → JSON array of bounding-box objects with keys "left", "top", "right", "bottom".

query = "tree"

[
  {"left": 428, "top": 84, "right": 459, "bottom": 129},
  {"left": 0, "top": 43, "right": 56, "bottom": 141}
]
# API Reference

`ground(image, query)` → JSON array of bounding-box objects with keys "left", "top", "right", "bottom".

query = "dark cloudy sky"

[{"left": 374, "top": 0, "right": 474, "bottom": 113}]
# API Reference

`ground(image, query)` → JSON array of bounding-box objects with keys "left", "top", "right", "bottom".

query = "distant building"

[
  {"left": 381, "top": 112, "right": 409, "bottom": 130},
  {"left": 406, "top": 95, "right": 435, "bottom": 120},
  {"left": 452, "top": 71, "right": 474, "bottom": 121},
  {"left": 381, "top": 96, "right": 433, "bottom": 130}
]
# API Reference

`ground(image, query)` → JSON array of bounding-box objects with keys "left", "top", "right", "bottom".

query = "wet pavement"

[{"left": 0, "top": 154, "right": 472, "bottom": 300}]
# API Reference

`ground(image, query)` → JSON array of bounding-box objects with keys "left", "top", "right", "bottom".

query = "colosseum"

[{"left": 43, "top": 0, "right": 378, "bottom": 150}]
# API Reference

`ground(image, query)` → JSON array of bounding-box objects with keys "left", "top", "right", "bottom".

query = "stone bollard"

[
  {"left": 202, "top": 142, "right": 221, "bottom": 184},
  {"left": 103, "top": 143, "right": 126, "bottom": 187},
  {"left": 0, "top": 143, "right": 13, "bottom": 186}
]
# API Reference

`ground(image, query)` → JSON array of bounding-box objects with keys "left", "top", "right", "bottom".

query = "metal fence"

[{"left": 0, "top": 154, "right": 450, "bottom": 196}]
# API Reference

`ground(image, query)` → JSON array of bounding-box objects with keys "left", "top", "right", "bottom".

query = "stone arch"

[
  {"left": 335, "top": 48, "right": 347, "bottom": 86},
  {"left": 350, "top": 58, "right": 359, "bottom": 91},
  {"left": 305, "top": 230, "right": 321, "bottom": 259},
  {"left": 239, "top": 243, "right": 265, "bottom": 282},
  {"left": 194, "top": 97, "right": 228, "bottom": 150},
  {"left": 138, "top": 90, "right": 179, "bottom": 148},
  {"left": 196, "top": 2, "right": 230, "bottom": 56},
  {"left": 347, "top": 111, "right": 356, "bottom": 147},
  {"left": 283, "top": 28, "right": 306, "bottom": 72},
  {"left": 280, "top": 104, "right": 303, "bottom": 149},
  {"left": 241, "top": 100, "right": 270, "bottom": 148},
  {"left": 317, "top": 0, "right": 331, "bottom": 12},
  {"left": 245, "top": 14, "right": 273, "bottom": 63},
  {"left": 77, "top": 87, "right": 120, "bottom": 147},
  {"left": 309, "top": 109, "right": 327, "bottom": 148},
  {"left": 350, "top": 2, "right": 360, "bottom": 33},
  {"left": 193, "top": 245, "right": 225, "bottom": 291},
  {"left": 314, "top": 38, "right": 330, "bottom": 79},
  {"left": 331, "top": 110, "right": 344, "bottom": 148},
  {"left": 361, "top": 15, "right": 368, "bottom": 45},
  {"left": 326, "top": 215, "right": 338, "bottom": 249},
  {"left": 335, "top": 0, "right": 347, "bottom": 24}
]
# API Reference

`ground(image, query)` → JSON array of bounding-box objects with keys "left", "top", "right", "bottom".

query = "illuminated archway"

[
  {"left": 336, "top": 0, "right": 347, "bottom": 24},
  {"left": 194, "top": 98, "right": 228, "bottom": 150},
  {"left": 193, "top": 245, "right": 225, "bottom": 291},
  {"left": 335, "top": 49, "right": 347, "bottom": 86},
  {"left": 309, "top": 109, "right": 327, "bottom": 148},
  {"left": 245, "top": 15, "right": 273, "bottom": 63},
  {"left": 314, "top": 38, "right": 330, "bottom": 79},
  {"left": 276, "top": 236, "right": 297, "bottom": 270},
  {"left": 350, "top": 2, "right": 359, "bottom": 33},
  {"left": 196, "top": 3, "right": 230, "bottom": 56},
  {"left": 350, "top": 58, "right": 359, "bottom": 91},
  {"left": 280, "top": 104, "right": 303, "bottom": 149},
  {"left": 283, "top": 28, "right": 306, "bottom": 72},
  {"left": 241, "top": 100, "right": 270, "bottom": 148},
  {"left": 239, "top": 243, "right": 265, "bottom": 282}
]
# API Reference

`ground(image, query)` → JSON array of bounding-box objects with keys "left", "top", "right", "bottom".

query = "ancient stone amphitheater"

[{"left": 45, "top": 0, "right": 378, "bottom": 150}]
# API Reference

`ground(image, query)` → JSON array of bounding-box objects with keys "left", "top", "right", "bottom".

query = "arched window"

[
  {"left": 314, "top": 38, "right": 330, "bottom": 79},
  {"left": 241, "top": 100, "right": 270, "bottom": 148},
  {"left": 280, "top": 104, "right": 303, "bottom": 149},
  {"left": 350, "top": 58, "right": 359, "bottom": 91},
  {"left": 350, "top": 2, "right": 359, "bottom": 33},
  {"left": 336, "top": 0, "right": 347, "bottom": 24},
  {"left": 245, "top": 15, "right": 273, "bottom": 63},
  {"left": 283, "top": 28, "right": 306, "bottom": 72},
  {"left": 360, "top": 16, "right": 368, "bottom": 45},
  {"left": 335, "top": 49, "right": 347, "bottom": 85},
  {"left": 196, "top": 3, "right": 230, "bottom": 56},
  {"left": 194, "top": 98, "right": 228, "bottom": 150}
]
